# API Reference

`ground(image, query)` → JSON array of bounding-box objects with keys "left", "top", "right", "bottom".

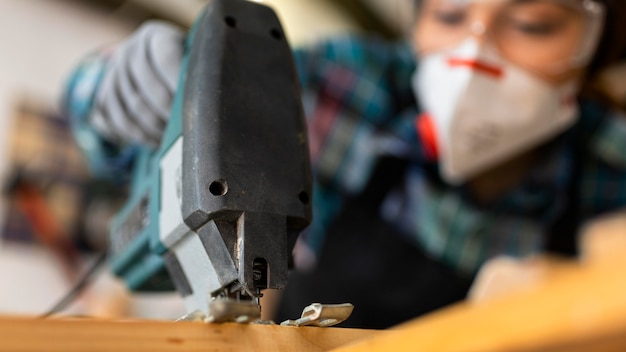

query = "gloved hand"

[{"left": 90, "top": 20, "right": 185, "bottom": 147}]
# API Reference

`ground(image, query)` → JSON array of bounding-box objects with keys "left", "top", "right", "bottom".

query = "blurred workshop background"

[
  {"left": 2, "top": 0, "right": 626, "bottom": 321},
  {"left": 0, "top": 0, "right": 414, "bottom": 319}
]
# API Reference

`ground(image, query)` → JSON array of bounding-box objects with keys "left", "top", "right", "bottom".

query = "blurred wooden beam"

[
  {"left": 124, "top": 0, "right": 206, "bottom": 27},
  {"left": 320, "top": 0, "right": 400, "bottom": 39},
  {"left": 0, "top": 316, "right": 379, "bottom": 351},
  {"left": 334, "top": 260, "right": 626, "bottom": 351},
  {"left": 333, "top": 214, "right": 626, "bottom": 352}
]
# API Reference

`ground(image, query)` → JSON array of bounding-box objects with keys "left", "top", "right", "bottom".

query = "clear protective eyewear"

[{"left": 415, "top": 0, "right": 605, "bottom": 74}]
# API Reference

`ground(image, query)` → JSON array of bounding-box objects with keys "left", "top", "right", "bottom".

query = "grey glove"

[{"left": 91, "top": 20, "right": 185, "bottom": 146}]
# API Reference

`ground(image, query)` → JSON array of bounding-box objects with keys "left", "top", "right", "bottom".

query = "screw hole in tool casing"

[
  {"left": 270, "top": 28, "right": 282, "bottom": 40},
  {"left": 225, "top": 16, "right": 237, "bottom": 28},
  {"left": 209, "top": 180, "right": 228, "bottom": 196},
  {"left": 298, "top": 191, "right": 309, "bottom": 205}
]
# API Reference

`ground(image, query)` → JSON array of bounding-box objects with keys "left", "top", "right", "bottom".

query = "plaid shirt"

[{"left": 295, "top": 35, "right": 626, "bottom": 276}]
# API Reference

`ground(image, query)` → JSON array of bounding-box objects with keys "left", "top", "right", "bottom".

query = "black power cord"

[{"left": 41, "top": 251, "right": 108, "bottom": 318}]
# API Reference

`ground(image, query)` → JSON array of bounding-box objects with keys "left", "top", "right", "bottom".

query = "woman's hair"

[
  {"left": 584, "top": 0, "right": 626, "bottom": 104},
  {"left": 588, "top": 0, "right": 626, "bottom": 74}
]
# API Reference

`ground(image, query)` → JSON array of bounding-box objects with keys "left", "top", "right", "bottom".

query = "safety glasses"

[{"left": 415, "top": 0, "right": 605, "bottom": 74}]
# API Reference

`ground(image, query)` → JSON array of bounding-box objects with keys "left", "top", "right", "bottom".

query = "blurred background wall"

[{"left": 0, "top": 0, "right": 412, "bottom": 318}]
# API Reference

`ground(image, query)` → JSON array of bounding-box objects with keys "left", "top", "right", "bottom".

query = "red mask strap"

[{"left": 416, "top": 113, "right": 439, "bottom": 161}]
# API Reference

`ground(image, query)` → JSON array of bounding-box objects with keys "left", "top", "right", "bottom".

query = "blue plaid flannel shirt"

[{"left": 294, "top": 35, "right": 626, "bottom": 276}]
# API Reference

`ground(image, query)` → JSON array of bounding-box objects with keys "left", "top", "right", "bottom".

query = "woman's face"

[{"left": 413, "top": 0, "right": 601, "bottom": 85}]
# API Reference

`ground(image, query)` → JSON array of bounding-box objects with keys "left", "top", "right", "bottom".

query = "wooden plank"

[
  {"left": 4, "top": 211, "right": 624, "bottom": 352},
  {"left": 333, "top": 246, "right": 626, "bottom": 351},
  {"left": 0, "top": 316, "right": 379, "bottom": 352}
]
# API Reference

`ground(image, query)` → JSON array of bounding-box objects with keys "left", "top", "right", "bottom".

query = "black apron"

[{"left": 276, "top": 158, "right": 473, "bottom": 329}]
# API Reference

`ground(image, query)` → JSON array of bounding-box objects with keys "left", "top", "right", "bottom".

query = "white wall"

[
  {"left": 0, "top": 0, "right": 136, "bottom": 315},
  {"left": 0, "top": 0, "right": 137, "bottom": 233}
]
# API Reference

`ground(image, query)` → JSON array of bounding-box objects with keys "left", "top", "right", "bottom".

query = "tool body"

[{"left": 108, "top": 0, "right": 312, "bottom": 320}]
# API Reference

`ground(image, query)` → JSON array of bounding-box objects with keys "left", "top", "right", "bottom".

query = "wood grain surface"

[{"left": 0, "top": 316, "right": 380, "bottom": 352}]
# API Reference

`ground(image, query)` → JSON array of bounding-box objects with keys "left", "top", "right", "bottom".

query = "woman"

[
  {"left": 278, "top": 0, "right": 626, "bottom": 328},
  {"left": 63, "top": 0, "right": 626, "bottom": 328}
]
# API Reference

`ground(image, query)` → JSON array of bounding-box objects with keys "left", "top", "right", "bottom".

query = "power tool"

[{"left": 107, "top": 0, "right": 312, "bottom": 322}]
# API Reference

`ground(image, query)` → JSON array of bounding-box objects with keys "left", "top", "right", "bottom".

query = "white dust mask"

[{"left": 413, "top": 39, "right": 579, "bottom": 184}]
